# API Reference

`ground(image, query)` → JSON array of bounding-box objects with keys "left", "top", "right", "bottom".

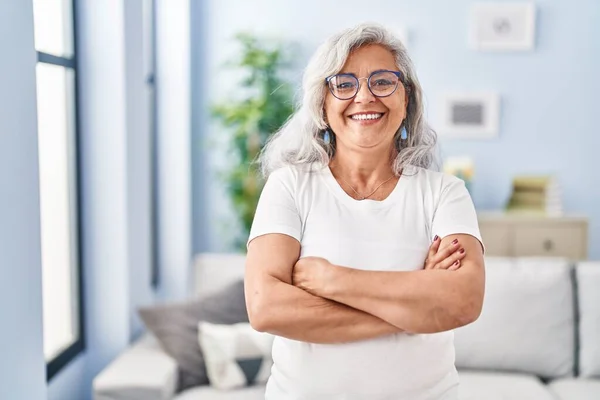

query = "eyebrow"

[{"left": 337, "top": 68, "right": 393, "bottom": 76}]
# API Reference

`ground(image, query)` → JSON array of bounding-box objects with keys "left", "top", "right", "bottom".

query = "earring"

[
  {"left": 400, "top": 125, "right": 408, "bottom": 140},
  {"left": 323, "top": 129, "right": 331, "bottom": 145}
]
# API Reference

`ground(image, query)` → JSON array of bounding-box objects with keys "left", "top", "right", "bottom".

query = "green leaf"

[{"left": 209, "top": 32, "right": 296, "bottom": 249}]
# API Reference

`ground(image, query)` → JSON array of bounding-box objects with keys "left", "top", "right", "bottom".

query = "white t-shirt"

[{"left": 248, "top": 163, "right": 483, "bottom": 400}]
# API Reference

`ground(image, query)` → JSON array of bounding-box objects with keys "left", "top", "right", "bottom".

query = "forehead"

[{"left": 340, "top": 44, "right": 398, "bottom": 74}]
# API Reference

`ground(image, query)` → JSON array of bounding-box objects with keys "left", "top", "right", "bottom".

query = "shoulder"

[
  {"left": 405, "top": 166, "right": 464, "bottom": 191},
  {"left": 267, "top": 162, "right": 326, "bottom": 185},
  {"left": 267, "top": 165, "right": 296, "bottom": 183},
  {"left": 265, "top": 162, "right": 326, "bottom": 195}
]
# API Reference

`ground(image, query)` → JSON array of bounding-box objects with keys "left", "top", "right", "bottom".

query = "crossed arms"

[{"left": 244, "top": 233, "right": 485, "bottom": 344}]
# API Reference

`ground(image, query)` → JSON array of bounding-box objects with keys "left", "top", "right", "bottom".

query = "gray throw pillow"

[{"left": 138, "top": 280, "right": 248, "bottom": 391}]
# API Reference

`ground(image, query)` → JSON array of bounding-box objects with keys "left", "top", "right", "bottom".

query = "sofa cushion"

[
  {"left": 458, "top": 370, "right": 556, "bottom": 400},
  {"left": 138, "top": 280, "right": 248, "bottom": 391},
  {"left": 93, "top": 335, "right": 178, "bottom": 400},
  {"left": 198, "top": 322, "right": 274, "bottom": 390},
  {"left": 193, "top": 253, "right": 246, "bottom": 297},
  {"left": 454, "top": 257, "right": 575, "bottom": 378},
  {"left": 576, "top": 262, "right": 600, "bottom": 378},
  {"left": 548, "top": 378, "right": 600, "bottom": 400},
  {"left": 174, "top": 384, "right": 266, "bottom": 400}
]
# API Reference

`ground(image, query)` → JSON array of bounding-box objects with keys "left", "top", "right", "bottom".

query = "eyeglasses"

[{"left": 325, "top": 70, "right": 405, "bottom": 100}]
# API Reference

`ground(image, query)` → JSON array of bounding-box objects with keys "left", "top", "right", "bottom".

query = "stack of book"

[{"left": 505, "top": 175, "right": 563, "bottom": 216}]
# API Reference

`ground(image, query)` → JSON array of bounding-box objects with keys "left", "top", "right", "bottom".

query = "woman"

[{"left": 245, "top": 23, "right": 485, "bottom": 400}]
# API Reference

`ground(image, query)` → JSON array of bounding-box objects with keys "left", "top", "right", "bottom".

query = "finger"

[
  {"left": 424, "top": 236, "right": 441, "bottom": 269},
  {"left": 428, "top": 235, "right": 441, "bottom": 255},
  {"left": 448, "top": 260, "right": 461, "bottom": 271},
  {"left": 431, "top": 238, "right": 460, "bottom": 264},
  {"left": 435, "top": 247, "right": 466, "bottom": 269}
]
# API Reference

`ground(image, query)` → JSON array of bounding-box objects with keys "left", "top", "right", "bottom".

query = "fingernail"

[
  {"left": 452, "top": 239, "right": 458, "bottom": 245},
  {"left": 433, "top": 235, "right": 439, "bottom": 241},
  {"left": 454, "top": 260, "right": 459, "bottom": 266},
  {"left": 459, "top": 248, "right": 465, "bottom": 254}
]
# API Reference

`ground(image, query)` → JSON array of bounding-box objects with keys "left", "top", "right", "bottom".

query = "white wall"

[
  {"left": 124, "top": 0, "right": 155, "bottom": 339},
  {"left": 75, "top": 0, "right": 131, "bottom": 389},
  {"left": 155, "top": 0, "right": 193, "bottom": 300},
  {"left": 0, "top": 1, "right": 47, "bottom": 399},
  {"left": 47, "top": 355, "right": 86, "bottom": 400}
]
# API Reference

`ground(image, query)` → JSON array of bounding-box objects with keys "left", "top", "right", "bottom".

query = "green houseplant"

[{"left": 212, "top": 33, "right": 295, "bottom": 251}]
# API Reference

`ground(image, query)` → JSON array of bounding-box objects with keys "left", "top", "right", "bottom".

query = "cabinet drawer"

[
  {"left": 479, "top": 223, "right": 511, "bottom": 256},
  {"left": 513, "top": 225, "right": 586, "bottom": 259}
]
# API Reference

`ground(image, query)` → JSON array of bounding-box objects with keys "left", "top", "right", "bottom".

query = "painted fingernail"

[
  {"left": 459, "top": 248, "right": 465, "bottom": 254},
  {"left": 452, "top": 239, "right": 459, "bottom": 245},
  {"left": 454, "top": 260, "right": 460, "bottom": 266},
  {"left": 433, "top": 235, "right": 439, "bottom": 241}
]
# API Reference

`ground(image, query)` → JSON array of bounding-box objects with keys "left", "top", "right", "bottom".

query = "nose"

[{"left": 354, "top": 78, "right": 376, "bottom": 104}]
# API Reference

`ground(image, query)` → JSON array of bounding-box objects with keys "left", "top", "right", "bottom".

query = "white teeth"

[{"left": 351, "top": 113, "right": 383, "bottom": 121}]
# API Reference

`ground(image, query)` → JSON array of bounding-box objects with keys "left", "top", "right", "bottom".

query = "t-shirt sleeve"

[
  {"left": 431, "top": 176, "right": 484, "bottom": 252},
  {"left": 247, "top": 167, "right": 302, "bottom": 247}
]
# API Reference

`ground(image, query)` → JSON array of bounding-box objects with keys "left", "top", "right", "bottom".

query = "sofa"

[{"left": 93, "top": 254, "right": 600, "bottom": 400}]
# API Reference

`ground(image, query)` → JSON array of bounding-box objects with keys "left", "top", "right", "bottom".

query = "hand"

[
  {"left": 424, "top": 236, "right": 466, "bottom": 271},
  {"left": 292, "top": 256, "right": 337, "bottom": 297}
]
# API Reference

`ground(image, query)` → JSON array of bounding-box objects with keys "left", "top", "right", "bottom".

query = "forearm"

[
  {"left": 249, "top": 277, "right": 401, "bottom": 344},
  {"left": 325, "top": 266, "right": 483, "bottom": 334}
]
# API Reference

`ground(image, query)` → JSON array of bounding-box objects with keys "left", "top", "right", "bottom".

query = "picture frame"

[
  {"left": 437, "top": 92, "right": 500, "bottom": 139},
  {"left": 469, "top": 2, "right": 536, "bottom": 51}
]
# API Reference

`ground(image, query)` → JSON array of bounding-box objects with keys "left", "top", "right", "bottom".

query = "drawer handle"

[{"left": 543, "top": 239, "right": 554, "bottom": 251}]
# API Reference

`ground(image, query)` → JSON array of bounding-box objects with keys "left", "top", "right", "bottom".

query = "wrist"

[{"left": 323, "top": 263, "right": 348, "bottom": 300}]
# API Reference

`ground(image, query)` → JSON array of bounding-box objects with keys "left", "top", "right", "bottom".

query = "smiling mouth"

[{"left": 349, "top": 113, "right": 384, "bottom": 121}]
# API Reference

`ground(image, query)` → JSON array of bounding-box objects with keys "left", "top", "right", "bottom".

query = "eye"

[
  {"left": 336, "top": 82, "right": 356, "bottom": 90},
  {"left": 372, "top": 79, "right": 394, "bottom": 87}
]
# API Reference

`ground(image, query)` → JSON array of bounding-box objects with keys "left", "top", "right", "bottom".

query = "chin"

[
  {"left": 347, "top": 130, "right": 391, "bottom": 147},
  {"left": 350, "top": 137, "right": 390, "bottom": 150}
]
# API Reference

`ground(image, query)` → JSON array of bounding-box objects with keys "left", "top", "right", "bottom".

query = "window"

[
  {"left": 32, "top": 0, "right": 84, "bottom": 380},
  {"left": 143, "top": 0, "right": 160, "bottom": 288}
]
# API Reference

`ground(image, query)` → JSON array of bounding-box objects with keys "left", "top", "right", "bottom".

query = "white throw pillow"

[
  {"left": 576, "top": 262, "right": 600, "bottom": 378},
  {"left": 198, "top": 321, "right": 274, "bottom": 390},
  {"left": 454, "top": 257, "right": 575, "bottom": 378}
]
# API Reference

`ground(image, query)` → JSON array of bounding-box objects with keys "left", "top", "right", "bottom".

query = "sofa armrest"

[{"left": 93, "top": 334, "right": 178, "bottom": 400}]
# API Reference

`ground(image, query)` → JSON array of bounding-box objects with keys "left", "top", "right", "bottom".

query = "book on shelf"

[{"left": 505, "top": 175, "right": 563, "bottom": 216}]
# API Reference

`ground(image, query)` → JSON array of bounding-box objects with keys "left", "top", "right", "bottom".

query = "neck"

[{"left": 330, "top": 145, "right": 396, "bottom": 186}]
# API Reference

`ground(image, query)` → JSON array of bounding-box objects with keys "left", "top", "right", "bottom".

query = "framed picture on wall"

[
  {"left": 437, "top": 92, "right": 500, "bottom": 139},
  {"left": 469, "top": 2, "right": 536, "bottom": 51}
]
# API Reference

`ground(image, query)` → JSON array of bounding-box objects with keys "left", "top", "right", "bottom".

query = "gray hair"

[{"left": 258, "top": 22, "right": 439, "bottom": 177}]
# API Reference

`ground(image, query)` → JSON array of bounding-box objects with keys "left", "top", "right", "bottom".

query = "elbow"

[
  {"left": 453, "top": 269, "right": 485, "bottom": 329},
  {"left": 248, "top": 309, "right": 269, "bottom": 333},
  {"left": 246, "top": 276, "right": 286, "bottom": 333},
  {"left": 454, "top": 295, "right": 484, "bottom": 328},
  {"left": 247, "top": 294, "right": 272, "bottom": 333}
]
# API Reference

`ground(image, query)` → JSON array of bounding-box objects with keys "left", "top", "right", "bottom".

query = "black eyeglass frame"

[{"left": 324, "top": 70, "right": 407, "bottom": 100}]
